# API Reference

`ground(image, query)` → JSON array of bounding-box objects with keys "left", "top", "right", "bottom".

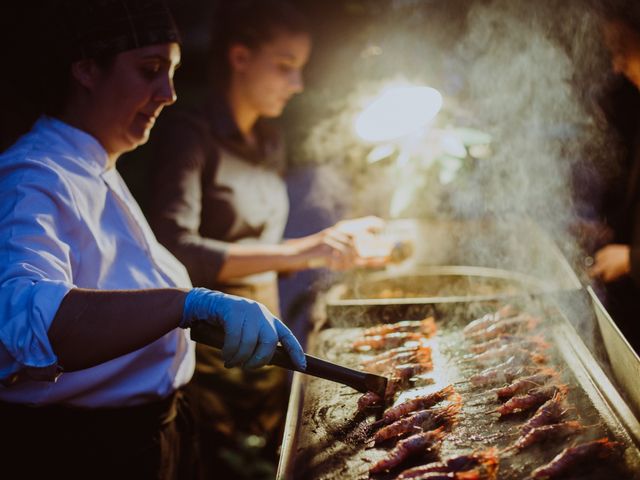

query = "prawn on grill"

[
  {"left": 462, "top": 305, "right": 519, "bottom": 335},
  {"left": 393, "top": 362, "right": 434, "bottom": 382},
  {"left": 468, "top": 335, "right": 550, "bottom": 354},
  {"left": 465, "top": 315, "right": 540, "bottom": 343},
  {"left": 358, "top": 391, "right": 384, "bottom": 412},
  {"left": 396, "top": 447, "right": 498, "bottom": 479},
  {"left": 361, "top": 345, "right": 423, "bottom": 365},
  {"left": 382, "top": 385, "right": 457, "bottom": 424},
  {"left": 469, "top": 356, "right": 540, "bottom": 388},
  {"left": 529, "top": 437, "right": 623, "bottom": 479},
  {"left": 495, "top": 368, "right": 559, "bottom": 401},
  {"left": 509, "top": 420, "right": 583, "bottom": 451},
  {"left": 359, "top": 373, "right": 418, "bottom": 412},
  {"left": 463, "top": 344, "right": 547, "bottom": 367},
  {"left": 353, "top": 331, "right": 424, "bottom": 351},
  {"left": 497, "top": 384, "right": 568, "bottom": 416},
  {"left": 364, "top": 346, "right": 433, "bottom": 375},
  {"left": 363, "top": 316, "right": 437, "bottom": 337},
  {"left": 369, "top": 427, "right": 446, "bottom": 474},
  {"left": 374, "top": 402, "right": 461, "bottom": 445},
  {"left": 521, "top": 392, "right": 568, "bottom": 435},
  {"left": 394, "top": 471, "right": 486, "bottom": 479}
]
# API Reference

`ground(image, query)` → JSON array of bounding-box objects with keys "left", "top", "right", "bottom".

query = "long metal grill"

[{"left": 280, "top": 297, "right": 640, "bottom": 479}]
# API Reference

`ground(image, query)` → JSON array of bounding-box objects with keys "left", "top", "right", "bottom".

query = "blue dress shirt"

[{"left": 0, "top": 116, "right": 194, "bottom": 407}]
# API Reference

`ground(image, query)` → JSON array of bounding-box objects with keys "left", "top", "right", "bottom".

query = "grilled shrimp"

[
  {"left": 364, "top": 346, "right": 433, "bottom": 374},
  {"left": 369, "top": 427, "right": 445, "bottom": 474},
  {"left": 510, "top": 420, "right": 583, "bottom": 451},
  {"left": 361, "top": 345, "right": 422, "bottom": 365},
  {"left": 393, "top": 362, "right": 434, "bottom": 382},
  {"left": 362, "top": 372, "right": 422, "bottom": 412},
  {"left": 383, "top": 370, "right": 429, "bottom": 401},
  {"left": 363, "top": 316, "right": 437, "bottom": 337},
  {"left": 382, "top": 385, "right": 457, "bottom": 424},
  {"left": 469, "top": 335, "right": 550, "bottom": 354},
  {"left": 357, "top": 391, "right": 383, "bottom": 412},
  {"left": 353, "top": 332, "right": 424, "bottom": 351},
  {"left": 497, "top": 384, "right": 568, "bottom": 416},
  {"left": 396, "top": 447, "right": 498, "bottom": 479},
  {"left": 463, "top": 305, "right": 519, "bottom": 335},
  {"left": 465, "top": 315, "right": 540, "bottom": 343},
  {"left": 469, "top": 356, "right": 539, "bottom": 388},
  {"left": 374, "top": 403, "right": 461, "bottom": 444},
  {"left": 395, "top": 471, "right": 484, "bottom": 479},
  {"left": 464, "top": 344, "right": 547, "bottom": 367},
  {"left": 529, "top": 438, "right": 623, "bottom": 478},
  {"left": 495, "top": 368, "right": 559, "bottom": 400},
  {"left": 520, "top": 392, "right": 567, "bottom": 435}
]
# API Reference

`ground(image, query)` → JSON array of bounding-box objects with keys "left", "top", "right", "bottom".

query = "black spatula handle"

[{"left": 189, "top": 323, "right": 387, "bottom": 395}]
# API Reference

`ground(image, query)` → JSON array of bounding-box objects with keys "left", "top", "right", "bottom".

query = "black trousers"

[{"left": 0, "top": 389, "right": 199, "bottom": 480}]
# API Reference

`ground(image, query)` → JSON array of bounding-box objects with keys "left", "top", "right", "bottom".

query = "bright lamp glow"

[{"left": 355, "top": 85, "right": 443, "bottom": 143}]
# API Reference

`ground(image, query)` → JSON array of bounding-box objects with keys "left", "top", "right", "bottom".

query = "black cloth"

[
  {"left": 60, "top": 0, "right": 180, "bottom": 60},
  {"left": 596, "top": 76, "right": 640, "bottom": 351},
  {"left": 0, "top": 390, "right": 198, "bottom": 480}
]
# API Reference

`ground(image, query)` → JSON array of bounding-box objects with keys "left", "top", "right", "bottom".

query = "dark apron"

[
  {"left": 188, "top": 142, "right": 290, "bottom": 478},
  {"left": 187, "top": 279, "right": 289, "bottom": 479}
]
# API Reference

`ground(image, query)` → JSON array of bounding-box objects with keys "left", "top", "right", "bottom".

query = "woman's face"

[
  {"left": 85, "top": 42, "right": 181, "bottom": 156},
  {"left": 231, "top": 32, "right": 311, "bottom": 118}
]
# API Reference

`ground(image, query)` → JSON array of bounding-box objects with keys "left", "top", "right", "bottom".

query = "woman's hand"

[
  {"left": 285, "top": 227, "right": 359, "bottom": 270},
  {"left": 286, "top": 216, "right": 391, "bottom": 271},
  {"left": 589, "top": 244, "right": 631, "bottom": 283}
]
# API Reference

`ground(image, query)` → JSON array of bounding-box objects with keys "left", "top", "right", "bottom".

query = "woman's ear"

[
  {"left": 70, "top": 58, "right": 101, "bottom": 90},
  {"left": 228, "top": 43, "right": 252, "bottom": 73}
]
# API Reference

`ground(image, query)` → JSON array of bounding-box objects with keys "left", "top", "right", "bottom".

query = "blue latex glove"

[{"left": 181, "top": 288, "right": 306, "bottom": 370}]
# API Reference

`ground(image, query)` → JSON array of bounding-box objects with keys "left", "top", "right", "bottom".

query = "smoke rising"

[{"left": 290, "top": 0, "right": 630, "bottom": 349}]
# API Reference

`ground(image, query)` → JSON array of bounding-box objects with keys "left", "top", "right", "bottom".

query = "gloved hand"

[{"left": 181, "top": 288, "right": 306, "bottom": 370}]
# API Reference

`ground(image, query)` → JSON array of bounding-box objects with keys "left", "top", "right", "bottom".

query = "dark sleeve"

[
  {"left": 629, "top": 246, "right": 640, "bottom": 288},
  {"left": 148, "top": 111, "right": 229, "bottom": 287}
]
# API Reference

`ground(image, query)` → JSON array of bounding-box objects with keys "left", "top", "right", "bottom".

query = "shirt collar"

[{"left": 36, "top": 116, "right": 111, "bottom": 174}]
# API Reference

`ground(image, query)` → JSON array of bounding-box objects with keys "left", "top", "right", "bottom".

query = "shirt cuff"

[{"left": 0, "top": 279, "right": 72, "bottom": 382}]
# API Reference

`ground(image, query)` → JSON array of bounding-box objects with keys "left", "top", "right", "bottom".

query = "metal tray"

[{"left": 324, "top": 265, "right": 558, "bottom": 328}]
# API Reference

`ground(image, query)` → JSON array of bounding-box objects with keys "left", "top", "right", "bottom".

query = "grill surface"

[{"left": 280, "top": 298, "right": 640, "bottom": 479}]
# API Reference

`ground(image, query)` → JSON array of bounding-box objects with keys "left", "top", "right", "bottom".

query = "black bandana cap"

[{"left": 61, "top": 0, "right": 181, "bottom": 60}]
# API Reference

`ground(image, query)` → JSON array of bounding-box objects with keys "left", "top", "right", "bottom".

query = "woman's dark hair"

[{"left": 208, "top": 0, "right": 310, "bottom": 90}]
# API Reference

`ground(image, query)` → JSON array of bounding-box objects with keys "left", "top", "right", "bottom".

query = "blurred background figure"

[
  {"left": 589, "top": 4, "right": 640, "bottom": 354},
  {"left": 145, "top": 1, "right": 389, "bottom": 477}
]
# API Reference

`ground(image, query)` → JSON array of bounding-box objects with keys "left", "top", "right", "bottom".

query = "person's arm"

[
  {"left": 217, "top": 216, "right": 390, "bottom": 279},
  {"left": 217, "top": 228, "right": 357, "bottom": 279},
  {"left": 48, "top": 288, "right": 187, "bottom": 372},
  {"left": 48, "top": 287, "right": 305, "bottom": 373},
  {"left": 149, "top": 113, "right": 230, "bottom": 286}
]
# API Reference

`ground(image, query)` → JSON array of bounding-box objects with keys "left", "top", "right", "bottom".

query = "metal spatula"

[{"left": 190, "top": 323, "right": 388, "bottom": 397}]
